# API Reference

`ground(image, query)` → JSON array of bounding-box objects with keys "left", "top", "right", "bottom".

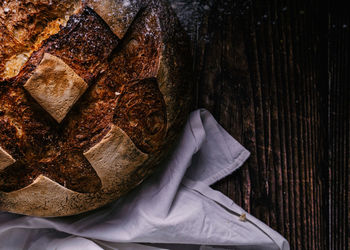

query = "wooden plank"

[
  {"left": 328, "top": 6, "right": 350, "bottom": 250},
  {"left": 192, "top": 0, "right": 330, "bottom": 249}
]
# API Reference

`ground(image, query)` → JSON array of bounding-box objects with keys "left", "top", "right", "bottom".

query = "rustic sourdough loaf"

[{"left": 0, "top": 0, "right": 192, "bottom": 216}]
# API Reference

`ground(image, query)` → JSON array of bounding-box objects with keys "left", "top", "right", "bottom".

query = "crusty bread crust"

[
  {"left": 0, "top": 0, "right": 82, "bottom": 79},
  {"left": 0, "top": 0, "right": 192, "bottom": 217}
]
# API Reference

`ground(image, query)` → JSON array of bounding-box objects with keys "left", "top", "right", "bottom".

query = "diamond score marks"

[{"left": 24, "top": 53, "right": 88, "bottom": 123}]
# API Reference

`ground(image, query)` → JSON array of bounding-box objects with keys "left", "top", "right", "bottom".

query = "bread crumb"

[{"left": 239, "top": 213, "right": 247, "bottom": 222}]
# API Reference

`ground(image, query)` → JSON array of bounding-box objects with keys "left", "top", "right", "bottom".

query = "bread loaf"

[{"left": 0, "top": 0, "right": 192, "bottom": 216}]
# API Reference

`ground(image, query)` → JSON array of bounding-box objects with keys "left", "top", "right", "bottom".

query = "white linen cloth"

[{"left": 0, "top": 109, "right": 290, "bottom": 250}]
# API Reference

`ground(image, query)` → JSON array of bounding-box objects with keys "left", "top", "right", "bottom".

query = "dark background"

[{"left": 168, "top": 0, "right": 349, "bottom": 249}]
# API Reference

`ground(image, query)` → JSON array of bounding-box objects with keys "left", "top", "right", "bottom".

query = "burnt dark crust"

[{"left": 15, "top": 6, "right": 119, "bottom": 85}]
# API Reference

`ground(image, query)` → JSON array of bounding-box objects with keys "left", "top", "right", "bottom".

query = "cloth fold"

[{"left": 0, "top": 109, "right": 290, "bottom": 250}]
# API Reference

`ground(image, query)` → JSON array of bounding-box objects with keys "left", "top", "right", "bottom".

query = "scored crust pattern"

[
  {"left": 24, "top": 53, "right": 89, "bottom": 123},
  {"left": 0, "top": 0, "right": 192, "bottom": 216},
  {"left": 0, "top": 146, "right": 16, "bottom": 171}
]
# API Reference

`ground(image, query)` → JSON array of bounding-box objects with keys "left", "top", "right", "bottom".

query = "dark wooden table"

[{"left": 170, "top": 0, "right": 349, "bottom": 249}]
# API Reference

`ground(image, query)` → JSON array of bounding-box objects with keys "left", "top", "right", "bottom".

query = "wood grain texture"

[
  {"left": 328, "top": 4, "right": 350, "bottom": 250},
  {"left": 191, "top": 0, "right": 336, "bottom": 249}
]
